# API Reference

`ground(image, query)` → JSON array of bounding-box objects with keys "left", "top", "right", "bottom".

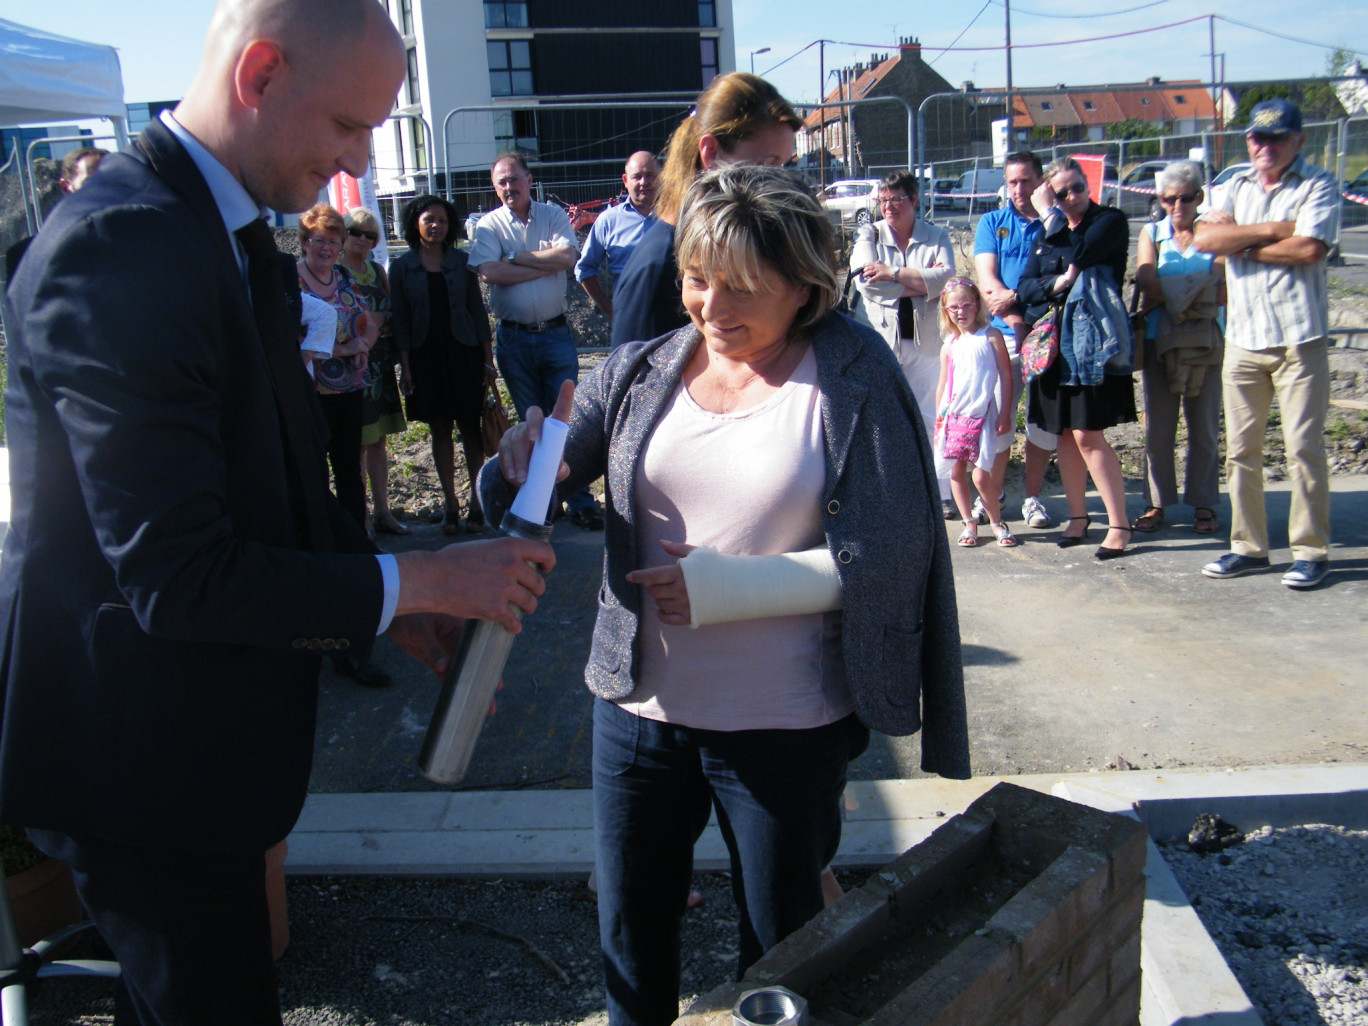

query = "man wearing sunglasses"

[{"left": 1194, "top": 98, "right": 1339, "bottom": 589}]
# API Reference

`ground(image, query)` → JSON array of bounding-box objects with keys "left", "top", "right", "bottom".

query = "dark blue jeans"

[
  {"left": 592, "top": 698, "right": 866, "bottom": 1026},
  {"left": 493, "top": 322, "right": 594, "bottom": 513}
]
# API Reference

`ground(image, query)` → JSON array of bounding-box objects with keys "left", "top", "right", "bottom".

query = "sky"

[{"left": 9, "top": 0, "right": 1366, "bottom": 111}]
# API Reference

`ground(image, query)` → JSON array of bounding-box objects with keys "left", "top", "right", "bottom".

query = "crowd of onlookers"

[{"left": 840, "top": 97, "right": 1337, "bottom": 587}]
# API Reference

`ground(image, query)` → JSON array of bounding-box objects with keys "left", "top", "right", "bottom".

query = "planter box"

[{"left": 678, "top": 782, "right": 1148, "bottom": 1026}]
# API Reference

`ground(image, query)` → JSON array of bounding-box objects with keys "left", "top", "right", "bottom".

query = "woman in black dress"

[
  {"left": 390, "top": 195, "right": 497, "bottom": 534},
  {"left": 1017, "top": 157, "right": 1135, "bottom": 558}
]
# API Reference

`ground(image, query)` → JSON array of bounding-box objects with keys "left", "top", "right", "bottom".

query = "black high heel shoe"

[
  {"left": 1056, "top": 515, "right": 1092, "bottom": 548},
  {"left": 1095, "top": 525, "right": 1134, "bottom": 561}
]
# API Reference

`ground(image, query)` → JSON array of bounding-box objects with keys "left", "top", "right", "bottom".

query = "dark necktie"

[{"left": 235, "top": 217, "right": 334, "bottom": 552}]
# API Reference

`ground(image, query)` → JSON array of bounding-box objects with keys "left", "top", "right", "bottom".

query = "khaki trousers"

[{"left": 1222, "top": 339, "right": 1330, "bottom": 561}]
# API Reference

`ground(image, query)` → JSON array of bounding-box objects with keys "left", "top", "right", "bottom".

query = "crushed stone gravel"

[{"left": 1161, "top": 822, "right": 1368, "bottom": 1026}]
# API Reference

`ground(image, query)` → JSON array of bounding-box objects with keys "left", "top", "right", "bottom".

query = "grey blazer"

[{"left": 482, "top": 311, "right": 970, "bottom": 778}]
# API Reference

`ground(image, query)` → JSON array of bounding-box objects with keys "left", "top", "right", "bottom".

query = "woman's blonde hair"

[
  {"left": 298, "top": 202, "right": 345, "bottom": 249},
  {"left": 674, "top": 165, "right": 839, "bottom": 337},
  {"left": 656, "top": 72, "right": 802, "bottom": 224},
  {"left": 937, "top": 278, "right": 989, "bottom": 337},
  {"left": 344, "top": 206, "right": 380, "bottom": 236}
]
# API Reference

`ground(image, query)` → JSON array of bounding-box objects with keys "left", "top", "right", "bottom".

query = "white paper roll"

[{"left": 509, "top": 417, "right": 569, "bottom": 525}]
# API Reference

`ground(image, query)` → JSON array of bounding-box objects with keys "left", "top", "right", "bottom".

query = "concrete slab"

[{"left": 286, "top": 764, "right": 1367, "bottom": 1026}]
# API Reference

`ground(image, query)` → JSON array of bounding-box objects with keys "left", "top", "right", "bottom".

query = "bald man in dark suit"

[{"left": 0, "top": 2, "right": 553, "bottom": 1021}]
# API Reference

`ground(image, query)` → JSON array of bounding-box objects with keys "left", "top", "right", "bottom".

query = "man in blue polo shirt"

[
  {"left": 575, "top": 150, "right": 660, "bottom": 319},
  {"left": 974, "top": 150, "right": 1059, "bottom": 529}
]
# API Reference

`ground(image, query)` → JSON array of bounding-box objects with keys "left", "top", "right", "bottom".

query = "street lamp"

[{"left": 749, "top": 47, "right": 771, "bottom": 75}]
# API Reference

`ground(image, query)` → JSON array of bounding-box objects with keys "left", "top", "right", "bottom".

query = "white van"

[{"left": 947, "top": 168, "right": 1005, "bottom": 212}]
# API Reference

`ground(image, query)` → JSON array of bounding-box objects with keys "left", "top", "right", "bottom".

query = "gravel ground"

[
  {"left": 1162, "top": 823, "right": 1368, "bottom": 1025},
  {"left": 26, "top": 871, "right": 874, "bottom": 1026}
]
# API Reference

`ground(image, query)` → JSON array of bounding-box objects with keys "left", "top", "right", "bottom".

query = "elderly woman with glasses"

[
  {"left": 850, "top": 170, "right": 956, "bottom": 516},
  {"left": 1133, "top": 160, "right": 1226, "bottom": 536},
  {"left": 1017, "top": 157, "right": 1135, "bottom": 559},
  {"left": 296, "top": 203, "right": 377, "bottom": 532},
  {"left": 338, "top": 208, "right": 410, "bottom": 538},
  {"left": 296, "top": 204, "right": 387, "bottom": 688},
  {"left": 485, "top": 165, "right": 968, "bottom": 1026}
]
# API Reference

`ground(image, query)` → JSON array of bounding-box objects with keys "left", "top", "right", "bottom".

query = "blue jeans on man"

[
  {"left": 591, "top": 698, "right": 866, "bottom": 1026},
  {"left": 494, "top": 322, "right": 598, "bottom": 517}
]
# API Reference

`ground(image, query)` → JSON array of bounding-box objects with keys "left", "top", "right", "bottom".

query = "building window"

[
  {"left": 699, "top": 1, "right": 717, "bottom": 27},
  {"left": 397, "top": 0, "right": 413, "bottom": 36},
  {"left": 488, "top": 40, "right": 534, "bottom": 97},
  {"left": 1040, "top": 102, "right": 1053, "bottom": 112},
  {"left": 485, "top": 1, "right": 528, "bottom": 29},
  {"left": 1082, "top": 101, "right": 1095, "bottom": 111},
  {"left": 406, "top": 47, "right": 421, "bottom": 106},
  {"left": 411, "top": 121, "right": 427, "bottom": 171},
  {"left": 1174, "top": 94, "right": 1187, "bottom": 104},
  {"left": 1140, "top": 97, "right": 1151, "bottom": 106},
  {"left": 494, "top": 110, "right": 539, "bottom": 157},
  {"left": 701, "top": 38, "right": 719, "bottom": 85}
]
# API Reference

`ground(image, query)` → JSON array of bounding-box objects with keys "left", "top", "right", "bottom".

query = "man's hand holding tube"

[{"left": 385, "top": 382, "right": 574, "bottom": 679}]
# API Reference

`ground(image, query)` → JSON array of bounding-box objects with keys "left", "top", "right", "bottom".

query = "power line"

[
  {"left": 928, "top": 1, "right": 995, "bottom": 68},
  {"left": 759, "top": 14, "right": 1362, "bottom": 62},
  {"left": 990, "top": 0, "right": 1176, "bottom": 19},
  {"left": 1214, "top": 15, "right": 1364, "bottom": 58}
]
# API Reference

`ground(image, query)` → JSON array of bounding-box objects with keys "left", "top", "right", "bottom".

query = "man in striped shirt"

[{"left": 1194, "top": 98, "right": 1339, "bottom": 590}]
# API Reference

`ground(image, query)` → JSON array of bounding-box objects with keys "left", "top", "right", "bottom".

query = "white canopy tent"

[
  {"left": 0, "top": 17, "right": 127, "bottom": 137},
  {"left": 1, "top": 17, "right": 128, "bottom": 233}
]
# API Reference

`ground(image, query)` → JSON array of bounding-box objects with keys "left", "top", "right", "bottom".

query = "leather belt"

[{"left": 499, "top": 314, "right": 567, "bottom": 333}]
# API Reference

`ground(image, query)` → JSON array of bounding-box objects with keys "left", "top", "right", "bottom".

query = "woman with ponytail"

[{"left": 609, "top": 72, "right": 802, "bottom": 348}]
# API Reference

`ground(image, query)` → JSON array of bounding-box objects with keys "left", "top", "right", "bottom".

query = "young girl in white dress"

[{"left": 934, "top": 279, "right": 1016, "bottom": 547}]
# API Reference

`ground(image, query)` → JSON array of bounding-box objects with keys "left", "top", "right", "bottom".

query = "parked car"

[
  {"left": 947, "top": 168, "right": 1005, "bottom": 213},
  {"left": 1115, "top": 160, "right": 1175, "bottom": 220},
  {"left": 1200, "top": 162, "right": 1251, "bottom": 214},
  {"left": 820, "top": 179, "right": 881, "bottom": 228}
]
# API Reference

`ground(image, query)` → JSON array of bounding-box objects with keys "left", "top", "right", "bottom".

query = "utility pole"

[
  {"left": 1004, "top": 0, "right": 1014, "bottom": 153},
  {"left": 819, "top": 39, "right": 827, "bottom": 188}
]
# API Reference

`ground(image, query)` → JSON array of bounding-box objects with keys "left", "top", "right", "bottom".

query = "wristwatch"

[{"left": 504, "top": 251, "right": 517, "bottom": 263}]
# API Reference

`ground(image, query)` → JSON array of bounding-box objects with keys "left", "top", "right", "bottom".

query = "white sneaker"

[{"left": 1021, "top": 495, "right": 1056, "bottom": 529}]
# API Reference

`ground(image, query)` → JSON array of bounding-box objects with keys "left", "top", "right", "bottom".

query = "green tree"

[
  {"left": 1104, "top": 117, "right": 1167, "bottom": 158},
  {"left": 1233, "top": 83, "right": 1294, "bottom": 129}
]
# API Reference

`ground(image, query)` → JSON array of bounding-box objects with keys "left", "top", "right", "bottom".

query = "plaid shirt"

[{"left": 1208, "top": 154, "right": 1339, "bottom": 351}]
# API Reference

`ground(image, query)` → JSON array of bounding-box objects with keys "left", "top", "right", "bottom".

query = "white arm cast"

[{"left": 677, "top": 545, "right": 843, "bottom": 629}]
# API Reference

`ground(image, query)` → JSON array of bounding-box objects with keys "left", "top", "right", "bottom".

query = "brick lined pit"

[{"left": 676, "top": 782, "right": 1148, "bottom": 1026}]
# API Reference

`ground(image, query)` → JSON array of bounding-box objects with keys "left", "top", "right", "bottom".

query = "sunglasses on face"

[
  {"left": 1248, "top": 132, "right": 1289, "bottom": 147},
  {"left": 1161, "top": 193, "right": 1198, "bottom": 205},
  {"left": 346, "top": 226, "right": 379, "bottom": 242},
  {"left": 1054, "top": 182, "right": 1089, "bottom": 201}
]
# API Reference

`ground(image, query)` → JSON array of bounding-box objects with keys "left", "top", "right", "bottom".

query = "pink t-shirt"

[{"left": 619, "top": 346, "right": 852, "bottom": 731}]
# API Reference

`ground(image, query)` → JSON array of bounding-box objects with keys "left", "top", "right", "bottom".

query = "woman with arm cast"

[{"left": 486, "top": 165, "right": 969, "bottom": 1026}]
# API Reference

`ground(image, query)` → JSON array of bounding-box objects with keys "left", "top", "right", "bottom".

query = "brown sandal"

[
  {"left": 1134, "top": 506, "right": 1165, "bottom": 533},
  {"left": 1193, "top": 508, "right": 1219, "bottom": 535}
]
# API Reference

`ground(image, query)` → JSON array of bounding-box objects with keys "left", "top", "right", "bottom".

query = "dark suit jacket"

[
  {"left": 0, "top": 120, "right": 383, "bottom": 852},
  {"left": 389, "top": 245, "right": 492, "bottom": 352}
]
